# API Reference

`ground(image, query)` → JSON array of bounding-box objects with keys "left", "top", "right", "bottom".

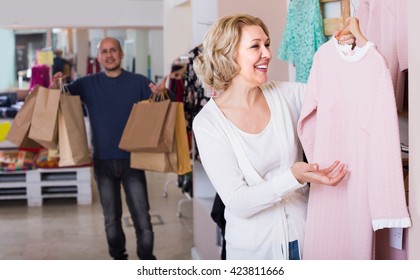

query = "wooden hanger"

[{"left": 335, "top": 17, "right": 368, "bottom": 47}]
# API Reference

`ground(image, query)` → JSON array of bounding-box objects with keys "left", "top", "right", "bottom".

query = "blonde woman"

[{"left": 193, "top": 14, "right": 352, "bottom": 260}]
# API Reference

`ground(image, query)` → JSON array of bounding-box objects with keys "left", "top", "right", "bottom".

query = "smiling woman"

[{"left": 192, "top": 13, "right": 347, "bottom": 260}]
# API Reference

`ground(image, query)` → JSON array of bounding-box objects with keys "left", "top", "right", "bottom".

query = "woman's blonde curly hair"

[{"left": 193, "top": 14, "right": 269, "bottom": 92}]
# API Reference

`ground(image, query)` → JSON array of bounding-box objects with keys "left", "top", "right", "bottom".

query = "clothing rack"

[{"left": 161, "top": 51, "right": 200, "bottom": 218}]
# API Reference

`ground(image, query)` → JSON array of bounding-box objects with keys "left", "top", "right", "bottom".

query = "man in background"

[{"left": 52, "top": 37, "right": 168, "bottom": 260}]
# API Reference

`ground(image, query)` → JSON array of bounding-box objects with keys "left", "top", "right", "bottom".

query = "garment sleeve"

[
  {"left": 297, "top": 54, "right": 320, "bottom": 163},
  {"left": 193, "top": 120, "right": 305, "bottom": 219},
  {"left": 366, "top": 64, "right": 411, "bottom": 230}
]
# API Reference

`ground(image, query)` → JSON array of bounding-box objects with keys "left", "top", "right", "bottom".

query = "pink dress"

[
  {"left": 356, "top": 0, "right": 408, "bottom": 112},
  {"left": 297, "top": 38, "right": 411, "bottom": 260}
]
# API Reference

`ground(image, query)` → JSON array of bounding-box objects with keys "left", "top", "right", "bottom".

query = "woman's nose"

[{"left": 262, "top": 47, "right": 272, "bottom": 59}]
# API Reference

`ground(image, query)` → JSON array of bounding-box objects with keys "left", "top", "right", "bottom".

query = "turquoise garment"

[{"left": 278, "top": 0, "right": 327, "bottom": 82}]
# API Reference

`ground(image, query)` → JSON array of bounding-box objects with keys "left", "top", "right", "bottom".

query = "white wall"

[
  {"left": 191, "top": 0, "right": 217, "bottom": 47},
  {"left": 130, "top": 30, "right": 149, "bottom": 77},
  {"left": 149, "top": 29, "right": 164, "bottom": 81},
  {"left": 75, "top": 29, "right": 90, "bottom": 77},
  {"left": 0, "top": 0, "right": 163, "bottom": 28},
  {"left": 0, "top": 30, "right": 15, "bottom": 90},
  {"left": 163, "top": 0, "right": 193, "bottom": 76}
]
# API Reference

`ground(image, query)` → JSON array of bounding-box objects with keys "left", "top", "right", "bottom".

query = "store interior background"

[{"left": 0, "top": 0, "right": 418, "bottom": 260}]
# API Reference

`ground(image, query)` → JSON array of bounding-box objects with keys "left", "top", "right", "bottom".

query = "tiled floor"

[{"left": 0, "top": 170, "right": 193, "bottom": 260}]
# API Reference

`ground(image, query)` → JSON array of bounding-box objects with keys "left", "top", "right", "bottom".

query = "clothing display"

[
  {"left": 277, "top": 0, "right": 327, "bottom": 83},
  {"left": 29, "top": 64, "right": 50, "bottom": 91},
  {"left": 183, "top": 45, "right": 209, "bottom": 161},
  {"left": 193, "top": 81, "right": 308, "bottom": 260},
  {"left": 356, "top": 0, "right": 408, "bottom": 112},
  {"left": 169, "top": 76, "right": 184, "bottom": 102},
  {"left": 86, "top": 57, "right": 101, "bottom": 74},
  {"left": 297, "top": 37, "right": 411, "bottom": 260}
]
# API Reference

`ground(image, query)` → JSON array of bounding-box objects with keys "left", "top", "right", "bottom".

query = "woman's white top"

[{"left": 193, "top": 81, "right": 308, "bottom": 259}]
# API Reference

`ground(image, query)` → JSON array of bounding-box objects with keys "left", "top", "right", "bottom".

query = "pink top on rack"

[
  {"left": 356, "top": 0, "right": 408, "bottom": 112},
  {"left": 297, "top": 38, "right": 411, "bottom": 260}
]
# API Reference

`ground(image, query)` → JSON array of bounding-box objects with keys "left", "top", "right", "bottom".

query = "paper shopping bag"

[
  {"left": 57, "top": 94, "right": 90, "bottom": 167},
  {"left": 119, "top": 97, "right": 176, "bottom": 153},
  {"left": 6, "top": 85, "right": 41, "bottom": 149},
  {"left": 28, "top": 86, "right": 60, "bottom": 149},
  {"left": 130, "top": 140, "right": 177, "bottom": 173},
  {"left": 173, "top": 103, "right": 192, "bottom": 175},
  {"left": 130, "top": 102, "right": 191, "bottom": 175}
]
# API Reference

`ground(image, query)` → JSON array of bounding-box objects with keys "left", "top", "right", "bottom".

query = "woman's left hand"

[{"left": 292, "top": 160, "right": 348, "bottom": 186}]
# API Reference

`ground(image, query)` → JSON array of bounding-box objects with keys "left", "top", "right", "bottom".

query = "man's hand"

[
  {"left": 149, "top": 75, "right": 168, "bottom": 96},
  {"left": 50, "top": 72, "right": 67, "bottom": 89}
]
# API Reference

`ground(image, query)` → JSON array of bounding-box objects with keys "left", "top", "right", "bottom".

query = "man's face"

[{"left": 97, "top": 38, "right": 123, "bottom": 72}]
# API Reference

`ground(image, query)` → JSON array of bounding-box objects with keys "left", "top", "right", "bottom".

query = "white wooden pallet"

[{"left": 0, "top": 167, "right": 92, "bottom": 206}]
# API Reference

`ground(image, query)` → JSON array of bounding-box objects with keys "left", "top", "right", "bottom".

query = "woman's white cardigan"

[{"left": 193, "top": 81, "right": 308, "bottom": 260}]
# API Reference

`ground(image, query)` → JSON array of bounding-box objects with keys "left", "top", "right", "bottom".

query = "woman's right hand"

[{"left": 291, "top": 160, "right": 347, "bottom": 186}]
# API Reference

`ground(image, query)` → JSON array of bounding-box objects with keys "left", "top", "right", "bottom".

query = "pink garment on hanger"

[
  {"left": 297, "top": 38, "right": 411, "bottom": 260},
  {"left": 356, "top": 0, "right": 408, "bottom": 112},
  {"left": 29, "top": 64, "right": 51, "bottom": 91}
]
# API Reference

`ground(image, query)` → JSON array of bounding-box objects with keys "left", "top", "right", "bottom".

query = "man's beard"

[
  {"left": 104, "top": 63, "right": 121, "bottom": 72},
  {"left": 105, "top": 64, "right": 121, "bottom": 72}
]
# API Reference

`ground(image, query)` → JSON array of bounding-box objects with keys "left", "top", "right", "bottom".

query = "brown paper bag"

[
  {"left": 174, "top": 103, "right": 192, "bottom": 175},
  {"left": 130, "top": 140, "right": 177, "bottom": 173},
  {"left": 130, "top": 102, "right": 191, "bottom": 175},
  {"left": 28, "top": 86, "right": 60, "bottom": 149},
  {"left": 57, "top": 94, "right": 90, "bottom": 167},
  {"left": 119, "top": 98, "right": 176, "bottom": 153},
  {"left": 6, "top": 85, "right": 41, "bottom": 149}
]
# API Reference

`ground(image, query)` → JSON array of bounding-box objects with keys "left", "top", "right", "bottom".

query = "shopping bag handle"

[
  {"left": 58, "top": 78, "right": 71, "bottom": 95},
  {"left": 149, "top": 88, "right": 170, "bottom": 103}
]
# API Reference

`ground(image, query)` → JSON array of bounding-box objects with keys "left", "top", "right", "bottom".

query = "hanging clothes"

[
  {"left": 86, "top": 57, "right": 101, "bottom": 74},
  {"left": 277, "top": 0, "right": 327, "bottom": 83},
  {"left": 183, "top": 45, "right": 209, "bottom": 160},
  {"left": 169, "top": 64, "right": 186, "bottom": 102},
  {"left": 297, "top": 37, "right": 411, "bottom": 260},
  {"left": 356, "top": 0, "right": 408, "bottom": 112},
  {"left": 169, "top": 78, "right": 184, "bottom": 102},
  {"left": 29, "top": 64, "right": 51, "bottom": 91}
]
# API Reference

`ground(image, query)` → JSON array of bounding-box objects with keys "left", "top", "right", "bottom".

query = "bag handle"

[
  {"left": 58, "top": 78, "right": 71, "bottom": 95},
  {"left": 149, "top": 88, "right": 169, "bottom": 103}
]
